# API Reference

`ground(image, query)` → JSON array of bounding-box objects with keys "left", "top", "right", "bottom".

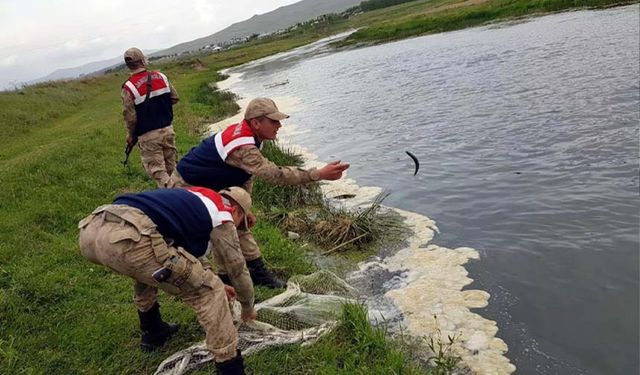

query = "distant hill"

[
  {"left": 152, "top": 0, "right": 361, "bottom": 57},
  {"left": 33, "top": 0, "right": 361, "bottom": 83},
  {"left": 31, "top": 56, "right": 122, "bottom": 84},
  {"left": 32, "top": 49, "right": 161, "bottom": 84}
]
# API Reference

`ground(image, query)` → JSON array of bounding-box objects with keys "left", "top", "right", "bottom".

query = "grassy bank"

[
  {"left": 3, "top": 1, "right": 632, "bottom": 373},
  {"left": 0, "top": 44, "right": 431, "bottom": 373},
  {"left": 216, "top": 0, "right": 635, "bottom": 49},
  {"left": 245, "top": 303, "right": 428, "bottom": 375},
  {"left": 341, "top": 0, "right": 637, "bottom": 45}
]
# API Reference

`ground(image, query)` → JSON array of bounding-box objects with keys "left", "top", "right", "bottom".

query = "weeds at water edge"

[
  {"left": 269, "top": 192, "right": 403, "bottom": 254},
  {"left": 253, "top": 142, "right": 325, "bottom": 209},
  {"left": 258, "top": 141, "right": 403, "bottom": 253},
  {"left": 425, "top": 323, "right": 463, "bottom": 375}
]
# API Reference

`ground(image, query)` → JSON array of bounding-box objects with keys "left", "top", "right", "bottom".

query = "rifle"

[{"left": 121, "top": 139, "right": 137, "bottom": 166}]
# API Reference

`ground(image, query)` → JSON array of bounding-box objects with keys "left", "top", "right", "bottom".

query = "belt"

[{"left": 99, "top": 209, "right": 174, "bottom": 245}]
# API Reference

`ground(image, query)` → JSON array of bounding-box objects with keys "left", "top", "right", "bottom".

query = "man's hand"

[
  {"left": 318, "top": 160, "right": 350, "bottom": 181},
  {"left": 241, "top": 307, "right": 257, "bottom": 322},
  {"left": 223, "top": 285, "right": 236, "bottom": 301},
  {"left": 246, "top": 212, "right": 257, "bottom": 229},
  {"left": 122, "top": 135, "right": 137, "bottom": 166}
]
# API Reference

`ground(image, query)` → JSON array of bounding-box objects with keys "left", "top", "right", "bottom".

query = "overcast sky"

[{"left": 0, "top": 0, "right": 301, "bottom": 90}]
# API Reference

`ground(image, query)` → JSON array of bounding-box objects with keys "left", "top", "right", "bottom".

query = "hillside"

[
  {"left": 31, "top": 56, "right": 123, "bottom": 84},
  {"left": 30, "top": 0, "right": 361, "bottom": 84},
  {"left": 152, "top": 0, "right": 361, "bottom": 57}
]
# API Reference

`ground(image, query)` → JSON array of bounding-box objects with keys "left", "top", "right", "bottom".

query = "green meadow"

[
  {"left": 0, "top": 36, "right": 428, "bottom": 374},
  {"left": 1, "top": 0, "right": 635, "bottom": 373},
  {"left": 341, "top": 0, "right": 635, "bottom": 45}
]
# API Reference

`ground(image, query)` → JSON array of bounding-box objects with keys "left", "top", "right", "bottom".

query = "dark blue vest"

[
  {"left": 123, "top": 71, "right": 174, "bottom": 137},
  {"left": 134, "top": 94, "right": 173, "bottom": 137},
  {"left": 114, "top": 189, "right": 213, "bottom": 257},
  {"left": 176, "top": 129, "right": 260, "bottom": 191}
]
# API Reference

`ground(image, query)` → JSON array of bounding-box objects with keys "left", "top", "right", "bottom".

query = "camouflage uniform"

[
  {"left": 78, "top": 203, "right": 253, "bottom": 362},
  {"left": 170, "top": 149, "right": 319, "bottom": 261},
  {"left": 122, "top": 66, "right": 179, "bottom": 188},
  {"left": 168, "top": 98, "right": 327, "bottom": 289}
]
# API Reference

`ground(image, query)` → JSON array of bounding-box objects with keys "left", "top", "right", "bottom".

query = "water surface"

[{"left": 221, "top": 6, "right": 640, "bottom": 374}]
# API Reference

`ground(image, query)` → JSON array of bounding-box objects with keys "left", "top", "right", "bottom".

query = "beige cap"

[
  {"left": 220, "top": 187, "right": 252, "bottom": 227},
  {"left": 124, "top": 47, "right": 146, "bottom": 64},
  {"left": 244, "top": 98, "right": 290, "bottom": 121}
]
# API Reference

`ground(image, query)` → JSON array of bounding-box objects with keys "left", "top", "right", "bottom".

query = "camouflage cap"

[
  {"left": 124, "top": 47, "right": 146, "bottom": 64},
  {"left": 244, "top": 97, "right": 290, "bottom": 121},
  {"left": 220, "top": 186, "right": 252, "bottom": 227}
]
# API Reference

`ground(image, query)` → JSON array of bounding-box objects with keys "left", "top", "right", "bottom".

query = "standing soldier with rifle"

[{"left": 121, "top": 47, "right": 180, "bottom": 187}]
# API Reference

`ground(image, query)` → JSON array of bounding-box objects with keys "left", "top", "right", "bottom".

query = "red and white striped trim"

[
  {"left": 214, "top": 121, "right": 256, "bottom": 160},
  {"left": 124, "top": 71, "right": 172, "bottom": 105},
  {"left": 186, "top": 187, "right": 233, "bottom": 226},
  {"left": 214, "top": 133, "right": 255, "bottom": 160}
]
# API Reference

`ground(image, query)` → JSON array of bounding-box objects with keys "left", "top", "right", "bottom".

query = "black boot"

[
  {"left": 215, "top": 350, "right": 246, "bottom": 375},
  {"left": 218, "top": 273, "right": 232, "bottom": 286},
  {"left": 246, "top": 257, "right": 286, "bottom": 289},
  {"left": 138, "top": 302, "right": 180, "bottom": 352}
]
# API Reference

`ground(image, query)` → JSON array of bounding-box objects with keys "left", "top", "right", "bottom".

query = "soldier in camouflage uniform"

[
  {"left": 78, "top": 186, "right": 255, "bottom": 375},
  {"left": 121, "top": 47, "right": 179, "bottom": 188},
  {"left": 169, "top": 98, "right": 350, "bottom": 288}
]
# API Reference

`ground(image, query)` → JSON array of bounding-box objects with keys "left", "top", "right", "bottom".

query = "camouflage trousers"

[
  {"left": 168, "top": 170, "right": 261, "bottom": 262},
  {"left": 78, "top": 204, "right": 237, "bottom": 362},
  {"left": 138, "top": 126, "right": 177, "bottom": 188}
]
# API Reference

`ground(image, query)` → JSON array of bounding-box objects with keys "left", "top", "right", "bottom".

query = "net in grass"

[{"left": 154, "top": 270, "right": 357, "bottom": 375}]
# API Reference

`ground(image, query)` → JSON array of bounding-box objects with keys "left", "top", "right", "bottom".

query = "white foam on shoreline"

[
  {"left": 215, "top": 72, "right": 244, "bottom": 92},
  {"left": 210, "top": 78, "right": 516, "bottom": 374},
  {"left": 286, "top": 141, "right": 515, "bottom": 375},
  {"left": 383, "top": 215, "right": 515, "bottom": 374}
]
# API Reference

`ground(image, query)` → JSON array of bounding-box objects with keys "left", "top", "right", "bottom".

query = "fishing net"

[{"left": 154, "top": 270, "right": 357, "bottom": 375}]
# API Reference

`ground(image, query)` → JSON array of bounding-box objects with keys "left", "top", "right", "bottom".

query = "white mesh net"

[{"left": 154, "top": 270, "right": 357, "bottom": 375}]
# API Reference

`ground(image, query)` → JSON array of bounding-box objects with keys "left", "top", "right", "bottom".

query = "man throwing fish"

[{"left": 169, "top": 97, "right": 349, "bottom": 288}]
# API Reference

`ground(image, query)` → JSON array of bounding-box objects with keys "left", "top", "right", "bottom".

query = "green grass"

[
  {"left": 244, "top": 303, "right": 427, "bottom": 375},
  {"left": 189, "top": 78, "right": 240, "bottom": 130},
  {"left": 4, "top": 0, "right": 626, "bottom": 372},
  {"left": 186, "top": 0, "right": 634, "bottom": 49},
  {"left": 0, "top": 40, "right": 431, "bottom": 374},
  {"left": 0, "top": 57, "right": 311, "bottom": 374},
  {"left": 253, "top": 142, "right": 324, "bottom": 210},
  {"left": 187, "top": 303, "right": 448, "bottom": 375},
  {"left": 341, "top": 0, "right": 637, "bottom": 45},
  {"left": 361, "top": 0, "right": 423, "bottom": 12},
  {"left": 0, "top": 66, "right": 218, "bottom": 374}
]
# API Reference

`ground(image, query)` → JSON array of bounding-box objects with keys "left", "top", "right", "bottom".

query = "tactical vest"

[
  {"left": 122, "top": 70, "right": 174, "bottom": 136},
  {"left": 113, "top": 187, "right": 233, "bottom": 257},
  {"left": 176, "top": 120, "right": 261, "bottom": 191}
]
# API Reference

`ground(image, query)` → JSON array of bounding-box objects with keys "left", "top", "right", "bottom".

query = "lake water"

[{"left": 217, "top": 6, "right": 639, "bottom": 375}]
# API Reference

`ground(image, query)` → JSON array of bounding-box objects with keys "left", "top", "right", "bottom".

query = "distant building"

[{"left": 202, "top": 44, "right": 223, "bottom": 52}]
